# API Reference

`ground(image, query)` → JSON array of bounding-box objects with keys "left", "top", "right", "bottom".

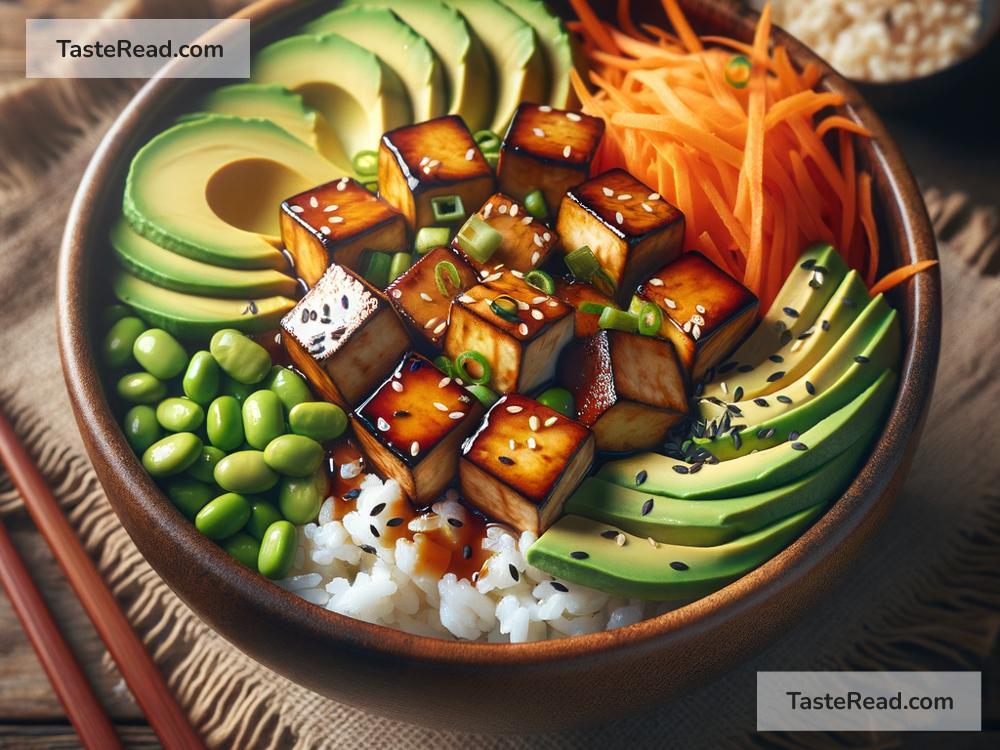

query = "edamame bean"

[
  {"left": 264, "top": 434, "right": 323, "bottom": 477},
  {"left": 101, "top": 304, "right": 133, "bottom": 328},
  {"left": 182, "top": 351, "right": 220, "bottom": 405},
  {"left": 156, "top": 397, "right": 205, "bottom": 432},
  {"left": 210, "top": 328, "right": 271, "bottom": 385},
  {"left": 278, "top": 470, "right": 325, "bottom": 524},
  {"left": 164, "top": 478, "right": 215, "bottom": 520},
  {"left": 213, "top": 450, "right": 278, "bottom": 494},
  {"left": 206, "top": 396, "right": 244, "bottom": 451},
  {"left": 222, "top": 377, "right": 255, "bottom": 403},
  {"left": 242, "top": 390, "right": 284, "bottom": 449},
  {"left": 122, "top": 404, "right": 161, "bottom": 453},
  {"left": 102, "top": 316, "right": 146, "bottom": 369},
  {"left": 116, "top": 372, "right": 167, "bottom": 404},
  {"left": 288, "top": 402, "right": 347, "bottom": 443},
  {"left": 186, "top": 445, "right": 225, "bottom": 483},
  {"left": 133, "top": 328, "right": 187, "bottom": 380},
  {"left": 266, "top": 366, "right": 312, "bottom": 412},
  {"left": 258, "top": 520, "right": 297, "bottom": 579},
  {"left": 245, "top": 499, "right": 282, "bottom": 540},
  {"left": 195, "top": 492, "right": 251, "bottom": 539},
  {"left": 221, "top": 532, "right": 260, "bottom": 570},
  {"left": 141, "top": 432, "right": 202, "bottom": 478}
]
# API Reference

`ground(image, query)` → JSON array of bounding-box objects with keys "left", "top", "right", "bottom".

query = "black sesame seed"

[
  {"left": 447, "top": 517, "right": 464, "bottom": 528},
  {"left": 727, "top": 404, "right": 743, "bottom": 416},
  {"left": 508, "top": 564, "right": 520, "bottom": 581},
  {"left": 300, "top": 308, "right": 310, "bottom": 323},
  {"left": 310, "top": 310, "right": 318, "bottom": 321},
  {"left": 409, "top": 358, "right": 421, "bottom": 372},
  {"left": 693, "top": 381, "right": 704, "bottom": 397},
  {"left": 498, "top": 455, "right": 514, "bottom": 465},
  {"left": 718, "top": 361, "right": 738, "bottom": 374},
  {"left": 782, "top": 306, "right": 800, "bottom": 318},
  {"left": 800, "top": 258, "right": 816, "bottom": 270},
  {"left": 732, "top": 386, "right": 744, "bottom": 401},
  {"left": 672, "top": 465, "right": 690, "bottom": 474},
  {"left": 753, "top": 398, "right": 769, "bottom": 407},
  {"left": 569, "top": 551, "right": 589, "bottom": 560},
  {"left": 769, "top": 354, "right": 784, "bottom": 363},
  {"left": 766, "top": 371, "right": 786, "bottom": 382},
  {"left": 777, "top": 395, "right": 793, "bottom": 404},
  {"left": 737, "top": 364, "right": 755, "bottom": 373},
  {"left": 779, "top": 330, "right": 793, "bottom": 346},
  {"left": 370, "top": 524, "right": 380, "bottom": 538},
  {"left": 821, "top": 319, "right": 831, "bottom": 331},
  {"left": 360, "top": 544, "right": 376, "bottom": 554},
  {"left": 393, "top": 410, "right": 410, "bottom": 417},
  {"left": 551, "top": 581, "right": 569, "bottom": 593},
  {"left": 669, "top": 561, "right": 689, "bottom": 571},
  {"left": 600, "top": 529, "right": 618, "bottom": 539},
  {"left": 341, "top": 294, "right": 350, "bottom": 309},
  {"left": 731, "top": 430, "right": 742, "bottom": 450},
  {"left": 720, "top": 411, "right": 732, "bottom": 433},
  {"left": 635, "top": 470, "right": 648, "bottom": 486},
  {"left": 689, "top": 461, "right": 704, "bottom": 474},
  {"left": 463, "top": 544, "right": 472, "bottom": 559},
  {"left": 641, "top": 498, "right": 654, "bottom": 516},
  {"left": 344, "top": 488, "right": 361, "bottom": 500},
  {"left": 756, "top": 427, "right": 769, "bottom": 439},
  {"left": 805, "top": 380, "right": 816, "bottom": 395},
  {"left": 788, "top": 431, "right": 800, "bottom": 440},
  {"left": 791, "top": 442, "right": 809, "bottom": 451},
  {"left": 854, "top": 355, "right": 870, "bottom": 364},
  {"left": 322, "top": 303, "right": 330, "bottom": 316},
  {"left": 387, "top": 517, "right": 404, "bottom": 527},
  {"left": 369, "top": 502, "right": 386, "bottom": 516},
  {"left": 797, "top": 330, "right": 814, "bottom": 339}
]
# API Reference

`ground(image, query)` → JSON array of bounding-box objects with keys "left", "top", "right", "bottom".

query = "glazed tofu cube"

[
  {"left": 378, "top": 115, "right": 495, "bottom": 232},
  {"left": 497, "top": 103, "right": 605, "bottom": 215},
  {"left": 385, "top": 247, "right": 478, "bottom": 349},
  {"left": 453, "top": 193, "right": 556, "bottom": 273},
  {"left": 352, "top": 353, "right": 484, "bottom": 502},
  {"left": 459, "top": 394, "right": 595, "bottom": 535},
  {"left": 281, "top": 264, "right": 411, "bottom": 407},
  {"left": 635, "top": 252, "right": 759, "bottom": 381},
  {"left": 280, "top": 177, "right": 408, "bottom": 286},
  {"left": 558, "top": 330, "right": 688, "bottom": 452},
  {"left": 443, "top": 271, "right": 574, "bottom": 393},
  {"left": 551, "top": 276, "right": 617, "bottom": 338},
  {"left": 557, "top": 168, "right": 684, "bottom": 305}
]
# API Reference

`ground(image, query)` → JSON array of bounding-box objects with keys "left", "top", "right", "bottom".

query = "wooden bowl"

[{"left": 57, "top": 0, "right": 940, "bottom": 733}]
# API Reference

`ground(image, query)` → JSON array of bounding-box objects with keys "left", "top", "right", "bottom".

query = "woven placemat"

[{"left": 1, "top": 2, "right": 997, "bottom": 747}]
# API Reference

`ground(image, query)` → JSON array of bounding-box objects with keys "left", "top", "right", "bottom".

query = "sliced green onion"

[
  {"left": 490, "top": 294, "right": 521, "bottom": 323},
  {"left": 598, "top": 307, "right": 639, "bottom": 333},
  {"left": 431, "top": 194, "right": 466, "bottom": 224},
  {"left": 524, "top": 188, "right": 548, "bottom": 218},
  {"left": 724, "top": 55, "right": 751, "bottom": 89},
  {"left": 455, "top": 350, "right": 491, "bottom": 385},
  {"left": 473, "top": 129, "right": 501, "bottom": 154},
  {"left": 484, "top": 151, "right": 499, "bottom": 169},
  {"left": 590, "top": 268, "right": 618, "bottom": 298},
  {"left": 414, "top": 226, "right": 450, "bottom": 254},
  {"left": 466, "top": 384, "right": 499, "bottom": 409},
  {"left": 637, "top": 302, "right": 663, "bottom": 336},
  {"left": 433, "top": 355, "right": 454, "bottom": 377},
  {"left": 363, "top": 251, "right": 392, "bottom": 289},
  {"left": 352, "top": 149, "right": 379, "bottom": 177},
  {"left": 454, "top": 215, "right": 502, "bottom": 264},
  {"left": 565, "top": 246, "right": 601, "bottom": 280},
  {"left": 579, "top": 301, "right": 610, "bottom": 315},
  {"left": 388, "top": 252, "right": 412, "bottom": 282},
  {"left": 628, "top": 295, "right": 645, "bottom": 315},
  {"left": 524, "top": 269, "right": 555, "bottom": 294},
  {"left": 434, "top": 260, "right": 461, "bottom": 297}
]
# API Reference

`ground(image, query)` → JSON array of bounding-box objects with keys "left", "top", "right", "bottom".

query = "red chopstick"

[
  {"left": 0, "top": 520, "right": 123, "bottom": 749},
  {"left": 0, "top": 408, "right": 205, "bottom": 750}
]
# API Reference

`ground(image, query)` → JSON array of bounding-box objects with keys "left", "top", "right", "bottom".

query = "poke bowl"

[{"left": 58, "top": 0, "right": 940, "bottom": 733}]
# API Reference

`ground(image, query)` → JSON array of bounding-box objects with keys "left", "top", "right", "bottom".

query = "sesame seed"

[
  {"left": 410, "top": 442, "right": 420, "bottom": 456},
  {"left": 767, "top": 371, "right": 786, "bottom": 382},
  {"left": 530, "top": 309, "right": 544, "bottom": 320},
  {"left": 547, "top": 300, "right": 559, "bottom": 307},
  {"left": 387, "top": 517, "right": 404, "bottom": 527},
  {"left": 423, "top": 166, "right": 432, "bottom": 174},
  {"left": 360, "top": 544, "right": 376, "bottom": 554},
  {"left": 508, "top": 438, "right": 516, "bottom": 451},
  {"left": 506, "top": 405, "right": 523, "bottom": 413},
  {"left": 531, "top": 296, "right": 547, "bottom": 304},
  {"left": 783, "top": 306, "right": 800, "bottom": 318},
  {"left": 337, "top": 179, "right": 348, "bottom": 191},
  {"left": 647, "top": 537, "right": 658, "bottom": 548},
  {"left": 463, "top": 544, "right": 473, "bottom": 559},
  {"left": 692, "top": 325, "right": 702, "bottom": 340},
  {"left": 648, "top": 192, "right": 660, "bottom": 200},
  {"left": 323, "top": 204, "right": 339, "bottom": 212},
  {"left": 805, "top": 381, "right": 816, "bottom": 395},
  {"left": 511, "top": 270, "right": 525, "bottom": 278},
  {"left": 566, "top": 111, "right": 582, "bottom": 121},
  {"left": 696, "top": 304, "right": 706, "bottom": 313},
  {"left": 377, "top": 417, "right": 390, "bottom": 431},
  {"left": 791, "top": 442, "right": 809, "bottom": 451},
  {"left": 529, "top": 415, "right": 540, "bottom": 431},
  {"left": 391, "top": 381, "right": 403, "bottom": 392},
  {"left": 391, "top": 289, "right": 402, "bottom": 298},
  {"left": 601, "top": 529, "right": 617, "bottom": 539},
  {"left": 615, "top": 533, "right": 626, "bottom": 547},
  {"left": 669, "top": 561, "right": 689, "bottom": 571},
  {"left": 424, "top": 317, "right": 440, "bottom": 329},
  {"left": 641, "top": 202, "right": 653, "bottom": 212},
  {"left": 458, "top": 294, "right": 474, "bottom": 303},
  {"left": 518, "top": 323, "right": 529, "bottom": 336},
  {"left": 508, "top": 564, "right": 520, "bottom": 581},
  {"left": 539, "top": 104, "right": 552, "bottom": 112},
  {"left": 498, "top": 455, "right": 514, "bottom": 465},
  {"left": 533, "top": 233, "right": 544, "bottom": 247},
  {"left": 290, "top": 205, "right": 304, "bottom": 213},
  {"left": 641, "top": 498, "right": 654, "bottom": 516},
  {"left": 328, "top": 216, "right": 344, "bottom": 225},
  {"left": 533, "top": 127, "right": 545, "bottom": 137},
  {"left": 509, "top": 203, "right": 519, "bottom": 217},
  {"left": 433, "top": 402, "right": 448, "bottom": 412},
  {"left": 615, "top": 211, "right": 624, "bottom": 224},
  {"left": 420, "top": 292, "right": 433, "bottom": 302},
  {"left": 522, "top": 216, "right": 534, "bottom": 225},
  {"left": 542, "top": 232, "right": 551, "bottom": 241},
  {"left": 648, "top": 278, "right": 665, "bottom": 287},
  {"left": 602, "top": 186, "right": 613, "bottom": 197},
  {"left": 436, "top": 377, "right": 451, "bottom": 389},
  {"left": 484, "top": 272, "right": 503, "bottom": 283},
  {"left": 433, "top": 321, "right": 447, "bottom": 335},
  {"left": 448, "top": 411, "right": 465, "bottom": 420},
  {"left": 561, "top": 144, "right": 572, "bottom": 158},
  {"left": 617, "top": 194, "right": 632, "bottom": 201},
  {"left": 309, "top": 196, "right": 319, "bottom": 208},
  {"left": 854, "top": 355, "right": 870, "bottom": 364},
  {"left": 497, "top": 204, "right": 508, "bottom": 214},
  {"left": 544, "top": 416, "right": 558, "bottom": 427},
  {"left": 465, "top": 147, "right": 474, "bottom": 160},
  {"left": 483, "top": 203, "right": 493, "bottom": 219},
  {"left": 530, "top": 251, "right": 541, "bottom": 266},
  {"left": 428, "top": 159, "right": 440, "bottom": 168},
  {"left": 635, "top": 470, "right": 648, "bottom": 486},
  {"left": 420, "top": 156, "right": 429, "bottom": 166},
  {"left": 569, "top": 550, "right": 589, "bottom": 560},
  {"left": 527, "top": 437, "right": 537, "bottom": 449},
  {"left": 319, "top": 225, "right": 331, "bottom": 236},
  {"left": 672, "top": 465, "right": 689, "bottom": 474}
]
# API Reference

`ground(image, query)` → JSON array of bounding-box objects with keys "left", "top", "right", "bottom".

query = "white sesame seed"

[
  {"left": 544, "top": 416, "right": 558, "bottom": 427},
  {"left": 522, "top": 216, "right": 533, "bottom": 225},
  {"left": 566, "top": 111, "right": 582, "bottom": 121},
  {"left": 506, "top": 405, "right": 523, "bottom": 413},
  {"left": 458, "top": 294, "right": 474, "bottom": 304},
  {"left": 391, "top": 380, "right": 403, "bottom": 392},
  {"left": 539, "top": 105, "right": 552, "bottom": 112},
  {"left": 424, "top": 317, "right": 440, "bottom": 329},
  {"left": 542, "top": 232, "right": 551, "bottom": 242},
  {"left": 483, "top": 272, "right": 503, "bottom": 283},
  {"left": 648, "top": 192, "right": 660, "bottom": 200},
  {"left": 423, "top": 166, "right": 432, "bottom": 174},
  {"left": 509, "top": 204, "right": 519, "bottom": 217},
  {"left": 438, "top": 377, "right": 451, "bottom": 388},
  {"left": 319, "top": 226, "right": 331, "bottom": 235},
  {"left": 682, "top": 320, "right": 692, "bottom": 333},
  {"left": 641, "top": 202, "right": 653, "bottom": 212},
  {"left": 433, "top": 321, "right": 447, "bottom": 335},
  {"left": 329, "top": 216, "right": 344, "bottom": 224},
  {"left": 448, "top": 411, "right": 465, "bottom": 420},
  {"left": 664, "top": 297, "right": 677, "bottom": 309},
  {"left": 648, "top": 277, "right": 664, "bottom": 286},
  {"left": 530, "top": 251, "right": 541, "bottom": 266},
  {"left": 616, "top": 533, "right": 626, "bottom": 547},
  {"left": 433, "top": 402, "right": 448, "bottom": 411},
  {"left": 510, "top": 270, "right": 525, "bottom": 279},
  {"left": 455, "top": 377, "right": 464, "bottom": 385},
  {"left": 497, "top": 204, "right": 508, "bottom": 214},
  {"left": 420, "top": 156, "right": 430, "bottom": 166},
  {"left": 516, "top": 299, "right": 529, "bottom": 310},
  {"left": 695, "top": 304, "right": 706, "bottom": 314},
  {"left": 602, "top": 186, "right": 613, "bottom": 197},
  {"left": 532, "top": 127, "right": 545, "bottom": 137},
  {"left": 410, "top": 441, "right": 420, "bottom": 457},
  {"left": 531, "top": 296, "right": 547, "bottom": 304},
  {"left": 617, "top": 194, "right": 632, "bottom": 201},
  {"left": 309, "top": 196, "right": 319, "bottom": 208},
  {"left": 391, "top": 289, "right": 402, "bottom": 298},
  {"left": 692, "top": 324, "right": 702, "bottom": 340},
  {"left": 529, "top": 415, "right": 540, "bottom": 431},
  {"left": 479, "top": 269, "right": 491, "bottom": 278},
  {"left": 465, "top": 147, "right": 475, "bottom": 160},
  {"left": 428, "top": 159, "right": 440, "bottom": 168},
  {"left": 377, "top": 417, "right": 390, "bottom": 431},
  {"left": 533, "top": 233, "right": 544, "bottom": 247},
  {"left": 518, "top": 323, "right": 529, "bottom": 336},
  {"left": 547, "top": 299, "right": 559, "bottom": 307},
  {"left": 494, "top": 263, "right": 505, "bottom": 270},
  {"left": 337, "top": 179, "right": 348, "bottom": 191},
  {"left": 647, "top": 537, "right": 658, "bottom": 548},
  {"left": 290, "top": 205, "right": 304, "bottom": 213},
  {"left": 420, "top": 292, "right": 433, "bottom": 302},
  {"left": 530, "top": 309, "right": 544, "bottom": 320},
  {"left": 509, "top": 438, "right": 516, "bottom": 450},
  {"left": 720, "top": 381, "right": 729, "bottom": 395},
  {"left": 527, "top": 436, "right": 537, "bottom": 449},
  {"left": 323, "top": 204, "right": 339, "bottom": 212},
  {"left": 691, "top": 314, "right": 705, "bottom": 326},
  {"left": 791, "top": 339, "right": 804, "bottom": 353},
  {"left": 483, "top": 203, "right": 493, "bottom": 219},
  {"left": 563, "top": 145, "right": 572, "bottom": 158},
  {"left": 615, "top": 211, "right": 624, "bottom": 224}
]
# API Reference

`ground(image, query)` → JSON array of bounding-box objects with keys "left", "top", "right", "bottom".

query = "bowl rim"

[{"left": 57, "top": 0, "right": 940, "bottom": 668}]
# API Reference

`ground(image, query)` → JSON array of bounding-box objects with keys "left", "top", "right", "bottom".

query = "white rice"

[{"left": 281, "top": 474, "right": 672, "bottom": 641}]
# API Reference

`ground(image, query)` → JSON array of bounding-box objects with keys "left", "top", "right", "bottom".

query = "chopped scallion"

[
  {"left": 433, "top": 355, "right": 454, "bottom": 377},
  {"left": 598, "top": 307, "right": 639, "bottom": 333},
  {"left": 524, "top": 189, "right": 548, "bottom": 218},
  {"left": 473, "top": 130, "right": 501, "bottom": 154},
  {"left": 351, "top": 149, "right": 378, "bottom": 177},
  {"left": 455, "top": 351, "right": 491, "bottom": 385},
  {"left": 430, "top": 194, "right": 466, "bottom": 224},
  {"left": 579, "top": 301, "right": 610, "bottom": 315},
  {"left": 466, "top": 384, "right": 499, "bottom": 409},
  {"left": 388, "top": 252, "right": 412, "bottom": 282},
  {"left": 363, "top": 251, "right": 392, "bottom": 289},
  {"left": 565, "top": 246, "right": 601, "bottom": 280},
  {"left": 524, "top": 269, "right": 555, "bottom": 294},
  {"left": 590, "top": 268, "right": 618, "bottom": 298},
  {"left": 637, "top": 302, "right": 663, "bottom": 336},
  {"left": 489, "top": 294, "right": 521, "bottom": 323},
  {"left": 454, "top": 215, "right": 502, "bottom": 264},
  {"left": 414, "top": 226, "right": 450, "bottom": 254},
  {"left": 434, "top": 260, "right": 461, "bottom": 297}
]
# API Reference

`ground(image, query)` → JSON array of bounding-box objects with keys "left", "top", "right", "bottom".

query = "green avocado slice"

[
  {"left": 342, "top": 0, "right": 495, "bottom": 131},
  {"left": 110, "top": 217, "right": 297, "bottom": 299},
  {"left": 112, "top": 269, "right": 295, "bottom": 340},
  {"left": 123, "top": 115, "right": 342, "bottom": 270},
  {"left": 303, "top": 5, "right": 447, "bottom": 123},
  {"left": 499, "top": 0, "right": 575, "bottom": 108},
  {"left": 566, "top": 435, "right": 869, "bottom": 546},
  {"left": 526, "top": 504, "right": 826, "bottom": 600},
  {"left": 597, "top": 369, "right": 897, "bottom": 499},
  {"left": 702, "top": 244, "right": 851, "bottom": 401},
  {"left": 251, "top": 33, "right": 411, "bottom": 159},
  {"left": 697, "top": 300, "right": 899, "bottom": 459},
  {"left": 445, "top": 0, "right": 548, "bottom": 133}
]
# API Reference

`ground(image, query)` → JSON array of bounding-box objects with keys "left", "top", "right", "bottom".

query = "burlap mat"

[{"left": 1, "top": 2, "right": 998, "bottom": 747}]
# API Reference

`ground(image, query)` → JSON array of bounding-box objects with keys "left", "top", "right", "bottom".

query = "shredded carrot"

[
  {"left": 660, "top": 0, "right": 702, "bottom": 53},
  {"left": 838, "top": 130, "right": 856, "bottom": 263},
  {"left": 568, "top": 0, "right": 620, "bottom": 54},
  {"left": 616, "top": 0, "right": 646, "bottom": 41},
  {"left": 816, "top": 115, "right": 873, "bottom": 139},
  {"left": 857, "top": 172, "right": 880, "bottom": 285},
  {"left": 869, "top": 261, "right": 938, "bottom": 296}
]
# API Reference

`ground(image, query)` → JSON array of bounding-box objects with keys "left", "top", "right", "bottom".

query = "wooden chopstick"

[
  {"left": 0, "top": 408, "right": 205, "bottom": 750},
  {"left": 0, "top": 519, "right": 123, "bottom": 749}
]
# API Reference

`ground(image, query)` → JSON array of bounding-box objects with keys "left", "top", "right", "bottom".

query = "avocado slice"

[
  {"left": 112, "top": 269, "right": 295, "bottom": 340},
  {"left": 445, "top": 0, "right": 548, "bottom": 133},
  {"left": 110, "top": 217, "right": 297, "bottom": 299},
  {"left": 566, "top": 435, "right": 869, "bottom": 547},
  {"left": 702, "top": 244, "right": 850, "bottom": 401},
  {"left": 597, "top": 369, "right": 897, "bottom": 499},
  {"left": 697, "top": 299, "right": 900, "bottom": 459},
  {"left": 123, "top": 115, "right": 341, "bottom": 270},
  {"left": 500, "top": 0, "right": 575, "bottom": 108},
  {"left": 342, "top": 0, "right": 494, "bottom": 131},
  {"left": 526, "top": 504, "right": 826, "bottom": 600},
  {"left": 251, "top": 33, "right": 411, "bottom": 159},
  {"left": 303, "top": 5, "right": 446, "bottom": 123},
  {"left": 179, "top": 83, "right": 351, "bottom": 172}
]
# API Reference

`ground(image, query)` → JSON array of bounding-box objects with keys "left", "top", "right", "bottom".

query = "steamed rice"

[{"left": 281, "top": 474, "right": 673, "bottom": 641}]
